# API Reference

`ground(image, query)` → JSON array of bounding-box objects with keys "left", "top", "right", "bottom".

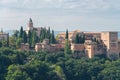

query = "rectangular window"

[{"left": 111, "top": 43, "right": 116, "bottom": 47}]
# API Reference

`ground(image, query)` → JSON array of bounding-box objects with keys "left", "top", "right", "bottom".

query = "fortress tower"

[
  {"left": 101, "top": 32, "right": 119, "bottom": 57},
  {"left": 27, "top": 18, "right": 34, "bottom": 31}
]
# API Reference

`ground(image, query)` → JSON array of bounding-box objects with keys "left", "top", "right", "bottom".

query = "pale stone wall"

[
  {"left": 0, "top": 33, "right": 9, "bottom": 41},
  {"left": 57, "top": 30, "right": 83, "bottom": 43},
  {"left": 101, "top": 32, "right": 119, "bottom": 57},
  {"left": 84, "top": 32, "right": 101, "bottom": 40},
  {"left": 21, "top": 43, "right": 29, "bottom": 51},
  {"left": 85, "top": 42, "right": 96, "bottom": 58},
  {"left": 71, "top": 44, "right": 86, "bottom": 58},
  {"left": 84, "top": 40, "right": 106, "bottom": 58},
  {"left": 35, "top": 43, "right": 42, "bottom": 52},
  {"left": 35, "top": 43, "right": 65, "bottom": 52},
  {"left": 71, "top": 44, "right": 85, "bottom": 51},
  {"left": 118, "top": 41, "right": 120, "bottom": 53}
]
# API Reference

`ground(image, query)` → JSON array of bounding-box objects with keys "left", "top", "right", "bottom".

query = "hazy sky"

[{"left": 0, "top": 0, "right": 120, "bottom": 31}]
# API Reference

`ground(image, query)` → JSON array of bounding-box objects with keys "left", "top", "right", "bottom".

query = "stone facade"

[
  {"left": 35, "top": 39, "right": 64, "bottom": 52},
  {"left": 35, "top": 43, "right": 64, "bottom": 52},
  {"left": 57, "top": 30, "right": 84, "bottom": 43},
  {"left": 57, "top": 30, "right": 119, "bottom": 58},
  {"left": 84, "top": 32, "right": 101, "bottom": 40},
  {"left": 71, "top": 44, "right": 86, "bottom": 58},
  {"left": 84, "top": 40, "right": 106, "bottom": 58},
  {"left": 118, "top": 40, "right": 120, "bottom": 56},
  {"left": 35, "top": 43, "right": 42, "bottom": 52},
  {"left": 101, "top": 32, "right": 119, "bottom": 58},
  {"left": 23, "top": 18, "right": 120, "bottom": 59},
  {"left": 26, "top": 18, "right": 42, "bottom": 36},
  {"left": 0, "top": 32, "right": 9, "bottom": 41},
  {"left": 21, "top": 43, "right": 29, "bottom": 51}
]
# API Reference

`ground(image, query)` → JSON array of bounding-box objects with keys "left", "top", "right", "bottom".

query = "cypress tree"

[
  {"left": 75, "top": 33, "right": 80, "bottom": 43},
  {"left": 31, "top": 30, "right": 37, "bottom": 47},
  {"left": 82, "top": 35, "right": 85, "bottom": 43},
  {"left": 64, "top": 39, "right": 71, "bottom": 55},
  {"left": 7, "top": 34, "right": 9, "bottom": 47},
  {"left": 43, "top": 27, "right": 47, "bottom": 39},
  {"left": 28, "top": 31, "right": 32, "bottom": 47},
  {"left": 48, "top": 27, "right": 51, "bottom": 40},
  {"left": 22, "top": 31, "right": 27, "bottom": 43},
  {"left": 64, "top": 29, "right": 71, "bottom": 55},
  {"left": 50, "top": 30, "right": 55, "bottom": 43},
  {"left": 65, "top": 29, "right": 68, "bottom": 39},
  {"left": 19, "top": 26, "right": 23, "bottom": 38},
  {"left": 79, "top": 35, "right": 82, "bottom": 44},
  {"left": 79, "top": 35, "right": 85, "bottom": 44},
  {"left": 40, "top": 28, "right": 44, "bottom": 42},
  {"left": 40, "top": 27, "right": 52, "bottom": 42}
]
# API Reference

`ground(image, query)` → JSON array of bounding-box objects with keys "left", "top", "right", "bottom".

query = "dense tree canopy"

[
  {"left": 0, "top": 27, "right": 120, "bottom": 80},
  {"left": 0, "top": 47, "right": 120, "bottom": 80}
]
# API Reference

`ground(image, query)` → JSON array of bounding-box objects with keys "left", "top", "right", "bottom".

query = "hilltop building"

[
  {"left": 26, "top": 18, "right": 42, "bottom": 36},
  {"left": 35, "top": 39, "right": 64, "bottom": 52},
  {"left": 57, "top": 30, "right": 119, "bottom": 58},
  {"left": 101, "top": 32, "right": 119, "bottom": 57},
  {"left": 57, "top": 30, "right": 84, "bottom": 43},
  {"left": 21, "top": 18, "right": 120, "bottom": 59},
  {"left": 0, "top": 29, "right": 9, "bottom": 42},
  {"left": 71, "top": 43, "right": 86, "bottom": 58},
  {"left": 84, "top": 40, "right": 106, "bottom": 58},
  {"left": 21, "top": 43, "right": 29, "bottom": 51},
  {"left": 84, "top": 32, "right": 101, "bottom": 40}
]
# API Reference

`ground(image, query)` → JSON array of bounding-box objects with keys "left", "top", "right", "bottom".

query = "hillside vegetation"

[{"left": 0, "top": 48, "right": 120, "bottom": 80}]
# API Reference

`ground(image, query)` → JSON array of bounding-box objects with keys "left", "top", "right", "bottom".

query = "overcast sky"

[{"left": 0, "top": 0, "right": 120, "bottom": 31}]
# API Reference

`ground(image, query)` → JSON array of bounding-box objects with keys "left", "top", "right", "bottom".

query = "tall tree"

[
  {"left": 47, "top": 27, "right": 51, "bottom": 40},
  {"left": 65, "top": 29, "right": 68, "bottom": 39},
  {"left": 40, "top": 28, "right": 46, "bottom": 42},
  {"left": 75, "top": 34, "right": 85, "bottom": 44},
  {"left": 31, "top": 30, "right": 37, "bottom": 47},
  {"left": 64, "top": 39, "right": 71, "bottom": 55},
  {"left": 28, "top": 31, "right": 32, "bottom": 47},
  {"left": 82, "top": 35, "right": 85, "bottom": 43},
  {"left": 50, "top": 30, "right": 55, "bottom": 44},
  {"left": 64, "top": 29, "right": 71, "bottom": 55},
  {"left": 23, "top": 31, "right": 27, "bottom": 43},
  {"left": 16, "top": 38, "right": 23, "bottom": 48},
  {"left": 7, "top": 34, "right": 9, "bottom": 47},
  {"left": 13, "top": 30, "right": 19, "bottom": 39},
  {"left": 20, "top": 26, "right": 23, "bottom": 38},
  {"left": 75, "top": 33, "right": 80, "bottom": 43}
]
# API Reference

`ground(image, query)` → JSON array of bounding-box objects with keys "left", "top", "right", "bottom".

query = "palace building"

[
  {"left": 26, "top": 18, "right": 42, "bottom": 36},
  {"left": 101, "top": 32, "right": 119, "bottom": 57},
  {"left": 22, "top": 18, "right": 120, "bottom": 59},
  {"left": 57, "top": 30, "right": 119, "bottom": 58},
  {"left": 0, "top": 29, "right": 9, "bottom": 42}
]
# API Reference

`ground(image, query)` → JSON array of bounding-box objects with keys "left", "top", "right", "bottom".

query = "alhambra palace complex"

[{"left": 1, "top": 18, "right": 120, "bottom": 58}]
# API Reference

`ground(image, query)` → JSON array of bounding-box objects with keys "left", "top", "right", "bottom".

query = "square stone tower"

[
  {"left": 101, "top": 32, "right": 119, "bottom": 57},
  {"left": 27, "top": 18, "right": 34, "bottom": 31}
]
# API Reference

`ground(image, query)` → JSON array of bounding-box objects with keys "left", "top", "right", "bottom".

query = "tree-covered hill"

[{"left": 0, "top": 47, "right": 120, "bottom": 80}]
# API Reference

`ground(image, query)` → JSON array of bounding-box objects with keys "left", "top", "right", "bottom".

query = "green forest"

[
  {"left": 0, "top": 27, "right": 119, "bottom": 80},
  {"left": 0, "top": 47, "right": 120, "bottom": 80}
]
